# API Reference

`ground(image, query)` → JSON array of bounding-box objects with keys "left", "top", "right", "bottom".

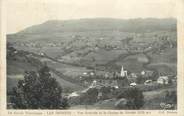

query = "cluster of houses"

[
  {"left": 80, "top": 65, "right": 176, "bottom": 90},
  {"left": 67, "top": 65, "right": 176, "bottom": 104}
]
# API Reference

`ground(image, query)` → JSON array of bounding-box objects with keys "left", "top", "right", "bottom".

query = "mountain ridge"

[{"left": 9, "top": 18, "right": 177, "bottom": 36}]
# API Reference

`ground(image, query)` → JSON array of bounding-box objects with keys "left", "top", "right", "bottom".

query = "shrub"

[{"left": 117, "top": 87, "right": 144, "bottom": 109}]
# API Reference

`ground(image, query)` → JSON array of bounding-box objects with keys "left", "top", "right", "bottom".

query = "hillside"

[
  {"left": 7, "top": 18, "right": 177, "bottom": 76},
  {"left": 19, "top": 18, "right": 177, "bottom": 33},
  {"left": 7, "top": 47, "right": 84, "bottom": 92},
  {"left": 7, "top": 18, "right": 176, "bottom": 42}
]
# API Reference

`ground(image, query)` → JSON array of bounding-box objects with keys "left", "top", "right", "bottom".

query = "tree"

[
  {"left": 117, "top": 87, "right": 144, "bottom": 109},
  {"left": 136, "top": 75, "right": 145, "bottom": 84},
  {"left": 10, "top": 65, "right": 68, "bottom": 109},
  {"left": 82, "top": 88, "right": 98, "bottom": 105},
  {"left": 87, "top": 88, "right": 98, "bottom": 103},
  {"left": 163, "top": 90, "right": 177, "bottom": 105}
]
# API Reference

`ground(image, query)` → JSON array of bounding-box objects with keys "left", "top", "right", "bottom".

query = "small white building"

[
  {"left": 130, "top": 82, "right": 137, "bottom": 87},
  {"left": 90, "top": 80, "right": 97, "bottom": 87},
  {"left": 141, "top": 71, "right": 146, "bottom": 75},
  {"left": 83, "top": 72, "right": 88, "bottom": 75},
  {"left": 67, "top": 92, "right": 80, "bottom": 98},
  {"left": 157, "top": 76, "right": 169, "bottom": 84},
  {"left": 130, "top": 73, "right": 137, "bottom": 78},
  {"left": 141, "top": 70, "right": 154, "bottom": 78},
  {"left": 39, "top": 52, "right": 45, "bottom": 56},
  {"left": 90, "top": 72, "right": 95, "bottom": 76},
  {"left": 144, "top": 80, "right": 153, "bottom": 85}
]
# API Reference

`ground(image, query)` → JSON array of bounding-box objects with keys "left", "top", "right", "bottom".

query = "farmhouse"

[
  {"left": 141, "top": 70, "right": 155, "bottom": 79},
  {"left": 157, "top": 76, "right": 169, "bottom": 84},
  {"left": 144, "top": 80, "right": 153, "bottom": 85},
  {"left": 130, "top": 82, "right": 137, "bottom": 87}
]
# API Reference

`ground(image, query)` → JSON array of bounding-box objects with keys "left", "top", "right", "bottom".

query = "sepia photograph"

[{"left": 1, "top": 0, "right": 183, "bottom": 113}]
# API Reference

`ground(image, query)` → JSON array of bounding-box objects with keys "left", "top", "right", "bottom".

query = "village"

[
  {"left": 6, "top": 18, "right": 177, "bottom": 110},
  {"left": 65, "top": 64, "right": 177, "bottom": 109},
  {"left": 79, "top": 65, "right": 176, "bottom": 89}
]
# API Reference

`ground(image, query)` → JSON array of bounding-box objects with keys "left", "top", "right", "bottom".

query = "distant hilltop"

[{"left": 14, "top": 18, "right": 176, "bottom": 35}]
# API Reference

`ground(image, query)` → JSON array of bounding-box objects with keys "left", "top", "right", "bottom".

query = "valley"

[{"left": 7, "top": 18, "right": 177, "bottom": 109}]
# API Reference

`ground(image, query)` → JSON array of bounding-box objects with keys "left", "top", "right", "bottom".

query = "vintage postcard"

[{"left": 0, "top": 0, "right": 184, "bottom": 116}]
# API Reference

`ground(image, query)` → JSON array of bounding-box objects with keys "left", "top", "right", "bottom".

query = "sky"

[{"left": 6, "top": 0, "right": 177, "bottom": 34}]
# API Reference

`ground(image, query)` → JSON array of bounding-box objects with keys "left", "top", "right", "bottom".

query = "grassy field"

[
  {"left": 115, "top": 54, "right": 148, "bottom": 73},
  {"left": 82, "top": 49, "right": 128, "bottom": 65},
  {"left": 7, "top": 60, "right": 37, "bottom": 75},
  {"left": 147, "top": 48, "right": 177, "bottom": 74},
  {"left": 51, "top": 73, "right": 84, "bottom": 91},
  {"left": 46, "top": 60, "right": 92, "bottom": 77}
]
